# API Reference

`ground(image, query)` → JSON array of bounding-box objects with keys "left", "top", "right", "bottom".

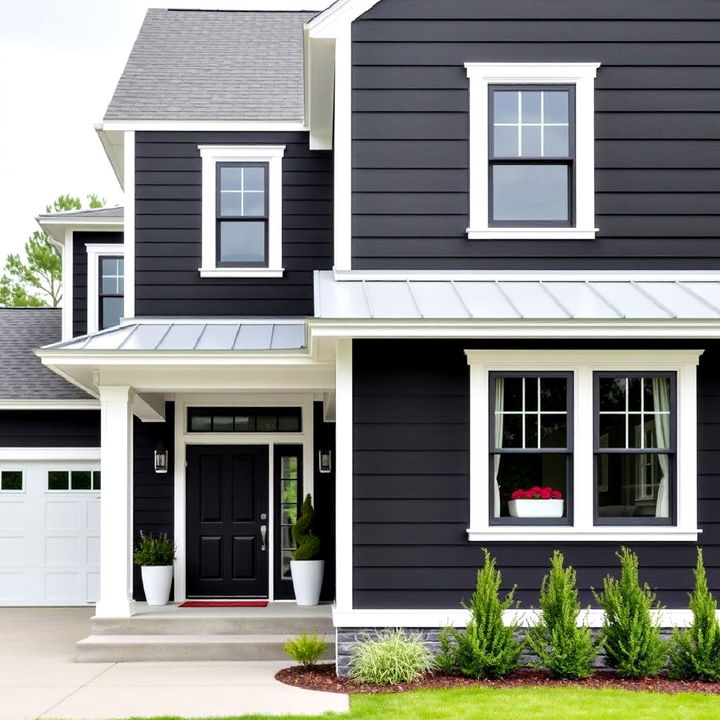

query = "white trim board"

[
  {"left": 124, "top": 131, "right": 135, "bottom": 319},
  {"left": 173, "top": 393, "right": 315, "bottom": 603},
  {"left": 0, "top": 401, "right": 98, "bottom": 410},
  {"left": 0, "top": 448, "right": 101, "bottom": 461},
  {"left": 61, "top": 229, "right": 73, "bottom": 342},
  {"left": 332, "top": 608, "right": 715, "bottom": 629},
  {"left": 101, "top": 121, "right": 307, "bottom": 133}
]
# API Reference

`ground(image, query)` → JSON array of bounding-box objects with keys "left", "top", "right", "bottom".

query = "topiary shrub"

[
  {"left": 593, "top": 546, "right": 666, "bottom": 678},
  {"left": 436, "top": 548, "right": 523, "bottom": 679},
  {"left": 292, "top": 494, "right": 321, "bottom": 561},
  {"left": 349, "top": 629, "right": 435, "bottom": 684},
  {"left": 528, "top": 550, "right": 600, "bottom": 679},
  {"left": 284, "top": 632, "right": 327, "bottom": 667},
  {"left": 667, "top": 548, "right": 720, "bottom": 682}
]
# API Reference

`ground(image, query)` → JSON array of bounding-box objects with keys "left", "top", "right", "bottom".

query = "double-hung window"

[
  {"left": 467, "top": 350, "right": 700, "bottom": 542},
  {"left": 199, "top": 145, "right": 285, "bottom": 278},
  {"left": 466, "top": 63, "right": 599, "bottom": 239},
  {"left": 86, "top": 243, "right": 125, "bottom": 332}
]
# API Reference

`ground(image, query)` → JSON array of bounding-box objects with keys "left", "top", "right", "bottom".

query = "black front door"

[{"left": 186, "top": 445, "right": 269, "bottom": 598}]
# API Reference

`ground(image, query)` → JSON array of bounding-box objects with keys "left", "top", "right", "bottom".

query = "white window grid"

[
  {"left": 492, "top": 90, "right": 570, "bottom": 158},
  {"left": 101, "top": 258, "right": 124, "bottom": 295},
  {"left": 220, "top": 166, "right": 265, "bottom": 218}
]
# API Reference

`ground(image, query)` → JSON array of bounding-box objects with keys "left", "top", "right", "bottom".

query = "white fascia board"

[
  {"left": 37, "top": 219, "right": 124, "bottom": 246},
  {"left": 37, "top": 351, "right": 317, "bottom": 367},
  {"left": 307, "top": 0, "right": 382, "bottom": 36},
  {"left": 331, "top": 269, "right": 720, "bottom": 282},
  {"left": 332, "top": 608, "right": 707, "bottom": 629},
  {"left": 0, "top": 400, "right": 98, "bottom": 409},
  {"left": 308, "top": 319, "right": 720, "bottom": 340},
  {"left": 0, "top": 447, "right": 101, "bottom": 461},
  {"left": 100, "top": 121, "right": 307, "bottom": 132}
]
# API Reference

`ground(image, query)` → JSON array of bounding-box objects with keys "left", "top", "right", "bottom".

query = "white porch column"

[
  {"left": 96, "top": 386, "right": 135, "bottom": 618},
  {"left": 335, "top": 339, "right": 353, "bottom": 612}
]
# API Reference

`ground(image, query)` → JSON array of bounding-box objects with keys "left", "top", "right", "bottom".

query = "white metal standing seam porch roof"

[
  {"left": 43, "top": 319, "right": 307, "bottom": 353},
  {"left": 314, "top": 271, "right": 720, "bottom": 321}
]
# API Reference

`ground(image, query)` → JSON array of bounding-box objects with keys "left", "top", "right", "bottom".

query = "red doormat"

[{"left": 179, "top": 600, "right": 268, "bottom": 608}]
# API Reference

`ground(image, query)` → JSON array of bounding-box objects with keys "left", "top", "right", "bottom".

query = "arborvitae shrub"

[
  {"left": 593, "top": 547, "right": 666, "bottom": 678},
  {"left": 667, "top": 548, "right": 720, "bottom": 682},
  {"left": 437, "top": 549, "right": 523, "bottom": 679},
  {"left": 292, "top": 494, "right": 321, "bottom": 560},
  {"left": 528, "top": 550, "right": 600, "bottom": 679}
]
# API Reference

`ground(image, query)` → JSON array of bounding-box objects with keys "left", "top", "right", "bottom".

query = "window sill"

[
  {"left": 467, "top": 527, "right": 701, "bottom": 543},
  {"left": 199, "top": 267, "right": 285, "bottom": 279},
  {"left": 467, "top": 228, "right": 598, "bottom": 240}
]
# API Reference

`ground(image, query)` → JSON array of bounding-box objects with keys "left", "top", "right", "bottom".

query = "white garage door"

[{"left": 0, "top": 461, "right": 100, "bottom": 606}]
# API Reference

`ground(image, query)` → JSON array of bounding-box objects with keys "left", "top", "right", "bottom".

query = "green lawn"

[{"left": 90, "top": 685, "right": 720, "bottom": 720}]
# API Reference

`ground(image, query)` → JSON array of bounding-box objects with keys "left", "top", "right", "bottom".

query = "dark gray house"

[{"left": 2, "top": 0, "right": 720, "bottom": 668}]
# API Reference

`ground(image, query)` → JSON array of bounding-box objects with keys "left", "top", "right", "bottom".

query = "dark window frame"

[
  {"left": 273, "top": 445, "right": 303, "bottom": 599},
  {"left": 593, "top": 371, "right": 677, "bottom": 527},
  {"left": 187, "top": 407, "right": 302, "bottom": 434},
  {"left": 216, "top": 161, "right": 269, "bottom": 268},
  {"left": 488, "top": 84, "right": 576, "bottom": 228},
  {"left": 488, "top": 371, "right": 574, "bottom": 527},
  {"left": 98, "top": 255, "right": 124, "bottom": 330}
]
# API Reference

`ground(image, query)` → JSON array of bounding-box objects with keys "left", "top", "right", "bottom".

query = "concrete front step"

[
  {"left": 91, "top": 613, "right": 334, "bottom": 636},
  {"left": 76, "top": 633, "right": 336, "bottom": 663}
]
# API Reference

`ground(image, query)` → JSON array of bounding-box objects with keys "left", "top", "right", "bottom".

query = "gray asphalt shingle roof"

[
  {"left": 0, "top": 309, "right": 91, "bottom": 400},
  {"left": 37, "top": 207, "right": 124, "bottom": 220},
  {"left": 104, "top": 9, "right": 315, "bottom": 122}
]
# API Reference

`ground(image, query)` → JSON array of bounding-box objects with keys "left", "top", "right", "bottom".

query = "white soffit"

[
  {"left": 42, "top": 320, "right": 306, "bottom": 353},
  {"left": 315, "top": 271, "right": 720, "bottom": 321}
]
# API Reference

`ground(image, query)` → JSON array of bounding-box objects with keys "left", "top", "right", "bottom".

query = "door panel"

[{"left": 187, "top": 446, "right": 268, "bottom": 597}]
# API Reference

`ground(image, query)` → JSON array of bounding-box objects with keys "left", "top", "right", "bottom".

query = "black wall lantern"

[
  {"left": 318, "top": 449, "right": 332, "bottom": 474},
  {"left": 154, "top": 441, "right": 169, "bottom": 474}
]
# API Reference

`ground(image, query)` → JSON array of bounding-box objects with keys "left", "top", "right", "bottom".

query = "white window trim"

[
  {"left": 465, "top": 349, "right": 702, "bottom": 542},
  {"left": 86, "top": 243, "right": 125, "bottom": 333},
  {"left": 198, "top": 145, "right": 286, "bottom": 278},
  {"left": 465, "top": 63, "right": 600, "bottom": 240}
]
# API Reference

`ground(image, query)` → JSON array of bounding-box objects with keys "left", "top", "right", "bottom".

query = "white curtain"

[
  {"left": 652, "top": 377, "right": 671, "bottom": 518},
  {"left": 493, "top": 378, "right": 504, "bottom": 518}
]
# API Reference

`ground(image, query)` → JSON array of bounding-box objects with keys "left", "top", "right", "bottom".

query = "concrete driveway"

[{"left": 0, "top": 608, "right": 348, "bottom": 720}]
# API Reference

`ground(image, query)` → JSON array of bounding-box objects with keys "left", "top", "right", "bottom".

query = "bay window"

[{"left": 466, "top": 350, "right": 700, "bottom": 542}]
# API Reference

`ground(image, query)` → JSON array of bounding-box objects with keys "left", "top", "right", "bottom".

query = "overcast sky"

[{"left": 0, "top": 0, "right": 331, "bottom": 256}]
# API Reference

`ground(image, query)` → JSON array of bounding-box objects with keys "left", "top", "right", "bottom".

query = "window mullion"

[{"left": 575, "top": 366, "right": 594, "bottom": 529}]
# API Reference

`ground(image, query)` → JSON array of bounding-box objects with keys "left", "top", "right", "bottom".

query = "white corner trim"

[
  {"left": 335, "top": 339, "right": 353, "bottom": 611},
  {"left": 198, "top": 145, "right": 286, "bottom": 274},
  {"left": 0, "top": 447, "right": 101, "bottom": 461},
  {"left": 198, "top": 268, "right": 285, "bottom": 279},
  {"left": 87, "top": 244, "right": 126, "bottom": 334},
  {"left": 466, "top": 62, "right": 600, "bottom": 240},
  {"left": 332, "top": 607, "right": 705, "bottom": 629},
  {"left": 465, "top": 349, "right": 702, "bottom": 542},
  {"left": 61, "top": 229, "right": 73, "bottom": 341},
  {"left": 123, "top": 130, "right": 135, "bottom": 320}
]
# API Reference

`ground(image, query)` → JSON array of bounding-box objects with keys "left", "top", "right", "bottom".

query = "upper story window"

[
  {"left": 466, "top": 63, "right": 599, "bottom": 240},
  {"left": 466, "top": 350, "right": 701, "bottom": 543},
  {"left": 86, "top": 243, "right": 125, "bottom": 333},
  {"left": 199, "top": 145, "right": 285, "bottom": 278}
]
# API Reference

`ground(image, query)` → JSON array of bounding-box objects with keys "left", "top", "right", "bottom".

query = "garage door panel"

[{"left": 0, "top": 461, "right": 100, "bottom": 606}]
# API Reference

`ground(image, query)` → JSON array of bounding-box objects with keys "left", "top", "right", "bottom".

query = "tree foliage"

[{"left": 1, "top": 194, "right": 105, "bottom": 308}]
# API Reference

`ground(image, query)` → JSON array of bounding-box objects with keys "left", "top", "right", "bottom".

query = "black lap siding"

[
  {"left": 73, "top": 232, "right": 123, "bottom": 338},
  {"left": 132, "top": 402, "right": 175, "bottom": 601},
  {"left": 352, "top": 339, "right": 718, "bottom": 609},
  {"left": 351, "top": 0, "right": 720, "bottom": 270},
  {"left": 134, "top": 132, "right": 333, "bottom": 317},
  {"left": 0, "top": 410, "right": 100, "bottom": 447}
]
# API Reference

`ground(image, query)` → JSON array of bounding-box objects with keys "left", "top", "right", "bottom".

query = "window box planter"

[{"left": 508, "top": 499, "right": 564, "bottom": 519}]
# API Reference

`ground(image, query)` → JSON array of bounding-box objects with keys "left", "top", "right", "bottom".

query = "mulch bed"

[{"left": 276, "top": 664, "right": 720, "bottom": 696}]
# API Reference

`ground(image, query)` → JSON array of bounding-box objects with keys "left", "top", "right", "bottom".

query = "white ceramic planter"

[
  {"left": 290, "top": 559, "right": 325, "bottom": 606},
  {"left": 141, "top": 565, "right": 174, "bottom": 606},
  {"left": 508, "top": 499, "right": 564, "bottom": 518}
]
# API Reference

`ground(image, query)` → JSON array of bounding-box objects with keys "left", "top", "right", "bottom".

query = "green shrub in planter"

[
  {"left": 284, "top": 632, "right": 327, "bottom": 667},
  {"left": 667, "top": 548, "right": 720, "bottom": 682},
  {"left": 593, "top": 546, "right": 666, "bottom": 678},
  {"left": 133, "top": 531, "right": 176, "bottom": 566},
  {"left": 528, "top": 550, "right": 600, "bottom": 679},
  {"left": 292, "top": 494, "right": 321, "bottom": 561},
  {"left": 349, "top": 629, "right": 435, "bottom": 684},
  {"left": 437, "top": 548, "right": 523, "bottom": 679}
]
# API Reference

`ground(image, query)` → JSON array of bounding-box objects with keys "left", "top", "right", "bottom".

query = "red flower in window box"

[
  {"left": 507, "top": 486, "right": 564, "bottom": 518},
  {"left": 510, "top": 486, "right": 563, "bottom": 500}
]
